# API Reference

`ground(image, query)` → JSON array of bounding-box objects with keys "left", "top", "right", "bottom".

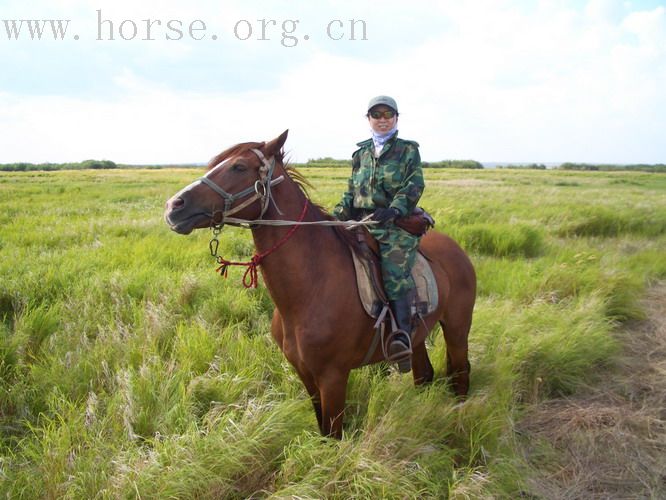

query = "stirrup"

[{"left": 386, "top": 329, "right": 412, "bottom": 373}]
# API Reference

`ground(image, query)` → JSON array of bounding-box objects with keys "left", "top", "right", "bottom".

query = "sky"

[{"left": 0, "top": 0, "right": 665, "bottom": 164}]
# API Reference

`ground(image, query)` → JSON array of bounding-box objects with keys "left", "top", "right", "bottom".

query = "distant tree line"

[
  {"left": 558, "top": 163, "right": 666, "bottom": 173},
  {"left": 304, "top": 158, "right": 484, "bottom": 169},
  {"left": 421, "top": 160, "right": 484, "bottom": 169},
  {"left": 499, "top": 163, "right": 547, "bottom": 170},
  {"left": 304, "top": 157, "right": 351, "bottom": 167},
  {"left": 5, "top": 158, "right": 662, "bottom": 173},
  {"left": 0, "top": 160, "right": 117, "bottom": 171}
]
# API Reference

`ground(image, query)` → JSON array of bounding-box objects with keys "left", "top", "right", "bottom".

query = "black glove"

[{"left": 371, "top": 207, "right": 400, "bottom": 223}]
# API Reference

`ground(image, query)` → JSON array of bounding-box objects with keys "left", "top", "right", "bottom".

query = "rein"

[{"left": 211, "top": 199, "right": 309, "bottom": 288}]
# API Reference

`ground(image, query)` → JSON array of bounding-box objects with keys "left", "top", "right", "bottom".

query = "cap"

[{"left": 367, "top": 95, "right": 398, "bottom": 113}]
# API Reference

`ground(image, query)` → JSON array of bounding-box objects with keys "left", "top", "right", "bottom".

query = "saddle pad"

[{"left": 351, "top": 249, "right": 439, "bottom": 319}]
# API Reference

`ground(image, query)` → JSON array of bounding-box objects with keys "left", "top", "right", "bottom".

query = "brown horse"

[{"left": 164, "top": 130, "right": 476, "bottom": 439}]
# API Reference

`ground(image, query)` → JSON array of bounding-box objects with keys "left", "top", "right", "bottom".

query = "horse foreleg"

[
  {"left": 411, "top": 340, "right": 434, "bottom": 386},
  {"left": 294, "top": 366, "right": 323, "bottom": 432},
  {"left": 317, "top": 369, "right": 349, "bottom": 439},
  {"left": 271, "top": 312, "right": 324, "bottom": 431}
]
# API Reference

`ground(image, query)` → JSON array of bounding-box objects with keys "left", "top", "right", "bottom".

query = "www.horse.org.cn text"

[{"left": 1, "top": 10, "right": 369, "bottom": 47}]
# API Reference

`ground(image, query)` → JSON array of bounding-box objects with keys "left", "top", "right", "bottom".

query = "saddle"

[{"left": 350, "top": 228, "right": 439, "bottom": 366}]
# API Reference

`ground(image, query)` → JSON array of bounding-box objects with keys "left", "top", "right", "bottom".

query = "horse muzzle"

[{"left": 164, "top": 189, "right": 212, "bottom": 235}]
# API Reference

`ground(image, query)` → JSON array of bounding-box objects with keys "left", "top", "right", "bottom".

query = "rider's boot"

[{"left": 387, "top": 295, "right": 413, "bottom": 373}]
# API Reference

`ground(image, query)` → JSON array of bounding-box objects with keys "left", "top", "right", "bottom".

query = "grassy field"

[{"left": 1, "top": 166, "right": 665, "bottom": 498}]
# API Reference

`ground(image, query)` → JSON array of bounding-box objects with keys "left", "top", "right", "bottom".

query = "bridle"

[
  {"left": 194, "top": 147, "right": 308, "bottom": 288},
  {"left": 194, "top": 147, "right": 286, "bottom": 229},
  {"left": 173, "top": 145, "right": 375, "bottom": 287},
  {"left": 180, "top": 147, "right": 374, "bottom": 233}
]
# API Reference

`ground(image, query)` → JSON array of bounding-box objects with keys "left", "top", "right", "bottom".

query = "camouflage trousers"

[{"left": 369, "top": 225, "right": 421, "bottom": 300}]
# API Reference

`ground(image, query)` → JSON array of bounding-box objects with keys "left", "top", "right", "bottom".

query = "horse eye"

[{"left": 231, "top": 163, "right": 247, "bottom": 172}]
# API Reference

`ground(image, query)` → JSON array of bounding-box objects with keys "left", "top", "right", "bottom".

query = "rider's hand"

[{"left": 371, "top": 207, "right": 400, "bottom": 223}]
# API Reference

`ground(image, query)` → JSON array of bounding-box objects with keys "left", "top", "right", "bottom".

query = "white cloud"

[
  {"left": 622, "top": 6, "right": 666, "bottom": 46},
  {"left": 585, "top": 0, "right": 627, "bottom": 23}
]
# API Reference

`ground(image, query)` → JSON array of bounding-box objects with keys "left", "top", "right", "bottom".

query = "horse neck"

[{"left": 250, "top": 175, "right": 347, "bottom": 312}]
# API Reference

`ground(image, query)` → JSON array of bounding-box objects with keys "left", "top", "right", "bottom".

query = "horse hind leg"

[{"left": 440, "top": 319, "right": 471, "bottom": 398}]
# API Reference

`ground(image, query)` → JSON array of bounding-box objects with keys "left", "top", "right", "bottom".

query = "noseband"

[{"left": 197, "top": 148, "right": 285, "bottom": 228}]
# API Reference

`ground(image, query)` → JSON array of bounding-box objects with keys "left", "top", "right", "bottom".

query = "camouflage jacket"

[{"left": 333, "top": 132, "right": 424, "bottom": 220}]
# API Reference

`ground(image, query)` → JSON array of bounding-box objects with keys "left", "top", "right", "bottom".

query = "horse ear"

[{"left": 264, "top": 129, "right": 289, "bottom": 157}]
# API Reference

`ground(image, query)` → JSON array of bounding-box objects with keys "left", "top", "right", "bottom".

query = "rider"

[{"left": 333, "top": 95, "right": 424, "bottom": 371}]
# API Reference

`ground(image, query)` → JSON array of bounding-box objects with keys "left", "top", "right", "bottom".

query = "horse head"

[{"left": 164, "top": 130, "right": 289, "bottom": 234}]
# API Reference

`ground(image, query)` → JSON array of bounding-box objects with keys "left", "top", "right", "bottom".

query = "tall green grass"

[{"left": 1, "top": 167, "right": 664, "bottom": 498}]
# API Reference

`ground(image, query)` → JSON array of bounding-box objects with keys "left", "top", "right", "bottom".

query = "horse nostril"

[{"left": 171, "top": 197, "right": 185, "bottom": 210}]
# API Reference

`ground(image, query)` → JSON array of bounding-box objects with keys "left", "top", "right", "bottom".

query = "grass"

[
  {"left": 518, "top": 283, "right": 666, "bottom": 497},
  {"left": 0, "top": 166, "right": 665, "bottom": 498}
]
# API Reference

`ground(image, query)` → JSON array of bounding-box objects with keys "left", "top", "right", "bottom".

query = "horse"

[{"left": 164, "top": 130, "right": 476, "bottom": 439}]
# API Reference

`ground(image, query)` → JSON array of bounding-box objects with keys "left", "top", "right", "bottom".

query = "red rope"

[{"left": 215, "top": 200, "right": 309, "bottom": 288}]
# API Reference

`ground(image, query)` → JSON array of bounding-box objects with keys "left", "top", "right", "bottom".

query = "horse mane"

[{"left": 283, "top": 162, "right": 362, "bottom": 253}]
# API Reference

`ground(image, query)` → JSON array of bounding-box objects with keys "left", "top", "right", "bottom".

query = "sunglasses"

[{"left": 369, "top": 110, "right": 396, "bottom": 119}]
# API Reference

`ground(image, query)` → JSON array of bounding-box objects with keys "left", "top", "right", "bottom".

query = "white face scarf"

[{"left": 371, "top": 125, "right": 398, "bottom": 151}]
